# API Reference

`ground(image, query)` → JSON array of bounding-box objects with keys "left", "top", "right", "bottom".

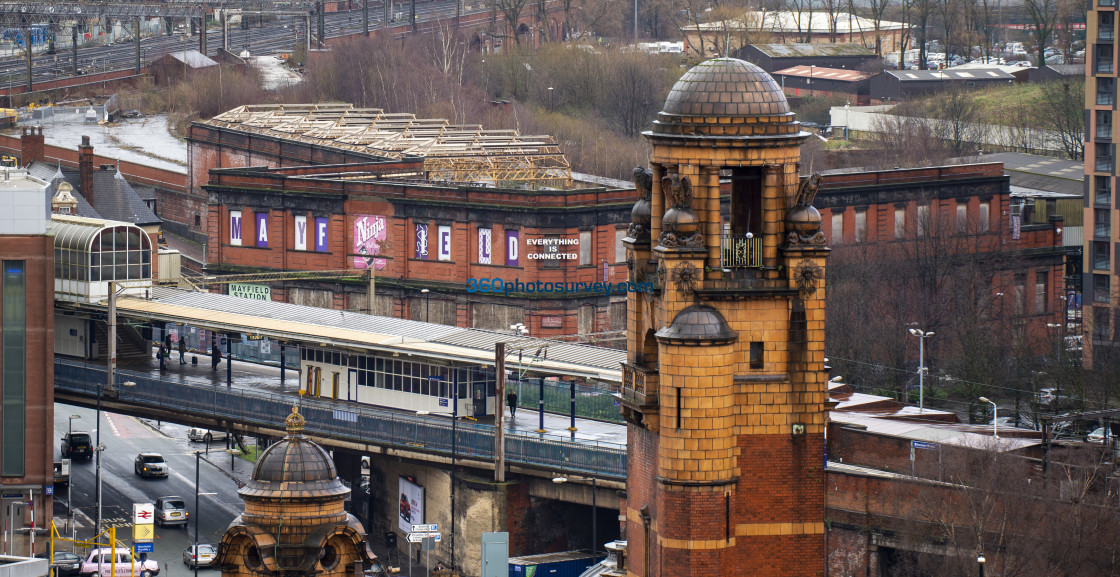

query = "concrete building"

[
  {"left": 620, "top": 58, "right": 827, "bottom": 577},
  {"left": 0, "top": 167, "right": 54, "bottom": 551}
]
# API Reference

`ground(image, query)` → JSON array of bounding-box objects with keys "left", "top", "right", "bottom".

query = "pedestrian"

[
  {"left": 506, "top": 390, "right": 518, "bottom": 417},
  {"left": 157, "top": 342, "right": 166, "bottom": 370},
  {"left": 211, "top": 343, "right": 222, "bottom": 370},
  {"left": 178, "top": 336, "right": 187, "bottom": 365},
  {"left": 164, "top": 332, "right": 172, "bottom": 354}
]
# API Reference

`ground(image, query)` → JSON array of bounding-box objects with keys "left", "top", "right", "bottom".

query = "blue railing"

[{"left": 54, "top": 359, "right": 626, "bottom": 480}]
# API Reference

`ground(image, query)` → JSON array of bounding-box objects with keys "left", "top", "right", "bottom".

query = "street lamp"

[
  {"left": 977, "top": 554, "right": 986, "bottom": 577},
  {"left": 548, "top": 86, "right": 554, "bottom": 111},
  {"left": 66, "top": 415, "right": 80, "bottom": 527},
  {"left": 1046, "top": 322, "right": 1064, "bottom": 404},
  {"left": 421, "top": 289, "right": 430, "bottom": 322},
  {"left": 979, "top": 397, "right": 998, "bottom": 439},
  {"left": 552, "top": 476, "right": 598, "bottom": 556},
  {"left": 908, "top": 328, "right": 934, "bottom": 412},
  {"left": 417, "top": 380, "right": 457, "bottom": 573}
]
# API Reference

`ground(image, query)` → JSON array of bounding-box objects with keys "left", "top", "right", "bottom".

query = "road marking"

[{"left": 105, "top": 414, "right": 121, "bottom": 437}]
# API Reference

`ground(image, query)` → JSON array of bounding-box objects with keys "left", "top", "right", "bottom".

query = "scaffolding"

[{"left": 205, "top": 104, "right": 573, "bottom": 187}]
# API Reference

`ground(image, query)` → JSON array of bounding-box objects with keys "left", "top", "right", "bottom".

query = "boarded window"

[
  {"left": 472, "top": 303, "right": 524, "bottom": 331},
  {"left": 580, "top": 230, "right": 592, "bottom": 265}
]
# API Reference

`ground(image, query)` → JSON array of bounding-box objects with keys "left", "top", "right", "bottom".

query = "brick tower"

[{"left": 619, "top": 58, "right": 828, "bottom": 577}]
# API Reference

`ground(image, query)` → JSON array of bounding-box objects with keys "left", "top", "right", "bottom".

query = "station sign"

[
  {"left": 134, "top": 543, "right": 154, "bottom": 554},
  {"left": 911, "top": 441, "right": 940, "bottom": 451},
  {"left": 412, "top": 524, "right": 438, "bottom": 532}
]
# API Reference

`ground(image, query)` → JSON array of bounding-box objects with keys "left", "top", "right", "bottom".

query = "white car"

[
  {"left": 1087, "top": 427, "right": 1110, "bottom": 444},
  {"left": 80, "top": 548, "right": 159, "bottom": 577},
  {"left": 188, "top": 428, "right": 227, "bottom": 443}
]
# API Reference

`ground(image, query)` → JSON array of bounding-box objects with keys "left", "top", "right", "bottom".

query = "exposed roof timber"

[{"left": 205, "top": 104, "right": 572, "bottom": 184}]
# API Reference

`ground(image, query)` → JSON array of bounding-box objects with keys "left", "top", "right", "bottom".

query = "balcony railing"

[
  {"left": 1102, "top": 26, "right": 1116, "bottom": 41},
  {"left": 620, "top": 362, "right": 659, "bottom": 409},
  {"left": 1104, "top": 0, "right": 1117, "bottom": 8},
  {"left": 1098, "top": 61, "right": 1114, "bottom": 75},
  {"left": 1097, "top": 156, "right": 1114, "bottom": 172},
  {"left": 1099, "top": 124, "right": 1114, "bottom": 140},
  {"left": 1098, "top": 92, "right": 1116, "bottom": 106},
  {"left": 720, "top": 235, "right": 763, "bottom": 268}
]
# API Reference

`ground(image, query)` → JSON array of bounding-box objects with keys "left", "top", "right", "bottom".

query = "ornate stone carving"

[
  {"left": 656, "top": 261, "right": 667, "bottom": 287},
  {"left": 628, "top": 167, "right": 653, "bottom": 242},
  {"left": 671, "top": 262, "right": 700, "bottom": 297},
  {"left": 785, "top": 173, "right": 826, "bottom": 247},
  {"left": 794, "top": 259, "right": 823, "bottom": 297},
  {"left": 659, "top": 173, "right": 703, "bottom": 249}
]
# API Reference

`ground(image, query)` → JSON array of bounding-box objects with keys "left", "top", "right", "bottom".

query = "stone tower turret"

[{"left": 619, "top": 58, "right": 829, "bottom": 577}]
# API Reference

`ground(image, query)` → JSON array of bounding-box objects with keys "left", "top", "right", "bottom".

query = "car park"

[
  {"left": 183, "top": 545, "right": 216, "bottom": 568},
  {"left": 37, "top": 551, "right": 82, "bottom": 577},
  {"left": 188, "top": 428, "right": 227, "bottom": 443},
  {"left": 134, "top": 453, "right": 169, "bottom": 478},
  {"left": 61, "top": 432, "right": 93, "bottom": 460},
  {"left": 155, "top": 496, "right": 188, "bottom": 527}
]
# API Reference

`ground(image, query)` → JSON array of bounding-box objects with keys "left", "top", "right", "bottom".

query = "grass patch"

[{"left": 237, "top": 442, "right": 265, "bottom": 463}]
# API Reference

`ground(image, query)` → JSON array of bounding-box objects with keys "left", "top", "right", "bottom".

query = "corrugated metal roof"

[
  {"left": 751, "top": 42, "right": 875, "bottom": 58},
  {"left": 121, "top": 288, "right": 625, "bottom": 382},
  {"left": 883, "top": 68, "right": 1016, "bottom": 81}
]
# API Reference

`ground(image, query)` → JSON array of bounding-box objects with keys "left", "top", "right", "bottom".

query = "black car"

[
  {"left": 36, "top": 551, "right": 82, "bottom": 577},
  {"left": 61, "top": 432, "right": 93, "bottom": 460}
]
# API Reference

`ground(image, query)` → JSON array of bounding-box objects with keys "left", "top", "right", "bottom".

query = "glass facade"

[
  {"left": 54, "top": 225, "right": 151, "bottom": 282},
  {"left": 301, "top": 347, "right": 495, "bottom": 400},
  {"left": 1, "top": 260, "right": 25, "bottom": 476}
]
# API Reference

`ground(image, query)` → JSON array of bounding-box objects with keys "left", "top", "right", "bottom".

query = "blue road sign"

[
  {"left": 44, "top": 485, "right": 54, "bottom": 496},
  {"left": 134, "top": 543, "right": 154, "bottom": 554},
  {"left": 911, "top": 440, "right": 940, "bottom": 450}
]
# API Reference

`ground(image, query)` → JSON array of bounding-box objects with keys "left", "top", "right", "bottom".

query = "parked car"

[
  {"left": 61, "top": 432, "right": 93, "bottom": 460},
  {"left": 183, "top": 545, "right": 216, "bottom": 568},
  {"left": 37, "top": 551, "right": 82, "bottom": 577},
  {"left": 134, "top": 453, "right": 169, "bottom": 478},
  {"left": 155, "top": 496, "right": 189, "bottom": 527},
  {"left": 187, "top": 428, "right": 227, "bottom": 443},
  {"left": 79, "top": 548, "right": 159, "bottom": 577},
  {"left": 1087, "top": 427, "right": 1110, "bottom": 444},
  {"left": 54, "top": 460, "right": 70, "bottom": 486}
]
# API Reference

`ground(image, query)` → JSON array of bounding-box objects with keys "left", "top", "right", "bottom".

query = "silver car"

[
  {"left": 134, "top": 453, "right": 169, "bottom": 478},
  {"left": 183, "top": 545, "right": 216, "bottom": 568}
]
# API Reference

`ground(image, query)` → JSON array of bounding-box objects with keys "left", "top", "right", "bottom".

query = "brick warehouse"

[
  {"left": 194, "top": 106, "right": 636, "bottom": 336},
  {"left": 619, "top": 58, "right": 829, "bottom": 577}
]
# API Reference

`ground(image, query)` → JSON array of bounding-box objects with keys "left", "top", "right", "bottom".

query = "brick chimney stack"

[
  {"left": 20, "top": 126, "right": 44, "bottom": 165},
  {"left": 79, "top": 135, "right": 94, "bottom": 207}
]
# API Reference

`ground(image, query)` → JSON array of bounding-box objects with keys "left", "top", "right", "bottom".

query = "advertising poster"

[
  {"left": 398, "top": 476, "right": 424, "bottom": 533},
  {"left": 294, "top": 215, "right": 308, "bottom": 251},
  {"left": 353, "top": 215, "right": 387, "bottom": 270},
  {"left": 416, "top": 224, "right": 429, "bottom": 259},
  {"left": 506, "top": 230, "right": 519, "bottom": 266},
  {"left": 256, "top": 213, "right": 269, "bottom": 247},
  {"left": 478, "top": 228, "right": 492, "bottom": 264},
  {"left": 315, "top": 217, "right": 329, "bottom": 253},
  {"left": 230, "top": 211, "right": 242, "bottom": 246},
  {"left": 438, "top": 225, "right": 452, "bottom": 261}
]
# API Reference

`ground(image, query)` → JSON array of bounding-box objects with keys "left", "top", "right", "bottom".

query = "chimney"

[
  {"left": 79, "top": 135, "right": 94, "bottom": 207},
  {"left": 20, "top": 125, "right": 44, "bottom": 165}
]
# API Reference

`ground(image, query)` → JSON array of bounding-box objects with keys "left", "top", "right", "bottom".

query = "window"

[
  {"left": 1099, "top": 77, "right": 1116, "bottom": 106},
  {"left": 979, "top": 201, "right": 990, "bottom": 232},
  {"left": 1035, "top": 271, "right": 1048, "bottom": 314},
  {"left": 1014, "top": 273, "right": 1026, "bottom": 315},
  {"left": 1095, "top": 274, "right": 1111, "bottom": 303},
  {"left": 1094, "top": 307, "right": 1111, "bottom": 341},
  {"left": 894, "top": 207, "right": 905, "bottom": 239},
  {"left": 1098, "top": 111, "right": 1113, "bottom": 141},
  {"left": 195, "top": 213, "right": 201, "bottom": 227},
  {"left": 917, "top": 204, "right": 930, "bottom": 237},
  {"left": 615, "top": 229, "right": 627, "bottom": 263},
  {"left": 956, "top": 202, "right": 968, "bottom": 233},
  {"left": 1094, "top": 241, "right": 1111, "bottom": 271},
  {"left": 831, "top": 212, "right": 843, "bottom": 244},
  {"left": 229, "top": 210, "right": 242, "bottom": 246},
  {"left": 294, "top": 215, "right": 308, "bottom": 251},
  {"left": 750, "top": 342, "right": 764, "bottom": 369},
  {"left": 579, "top": 230, "right": 592, "bottom": 265},
  {"left": 1096, "top": 176, "right": 1112, "bottom": 206},
  {"left": 478, "top": 227, "right": 492, "bottom": 264},
  {"left": 1103, "top": 11, "right": 1116, "bottom": 39},
  {"left": 1, "top": 261, "right": 26, "bottom": 476},
  {"left": 1098, "top": 44, "right": 1114, "bottom": 74},
  {"left": 1097, "top": 142, "right": 1114, "bottom": 173},
  {"left": 854, "top": 210, "right": 867, "bottom": 242},
  {"left": 1096, "top": 209, "right": 1111, "bottom": 239}
]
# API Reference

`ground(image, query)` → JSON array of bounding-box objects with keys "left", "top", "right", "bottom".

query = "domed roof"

[
  {"left": 655, "top": 305, "right": 738, "bottom": 345},
  {"left": 646, "top": 58, "right": 805, "bottom": 143},
  {"left": 239, "top": 407, "right": 350, "bottom": 499},
  {"left": 662, "top": 58, "right": 790, "bottom": 117}
]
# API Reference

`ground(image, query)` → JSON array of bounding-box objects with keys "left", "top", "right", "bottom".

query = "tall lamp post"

[
  {"left": 193, "top": 450, "right": 217, "bottom": 577},
  {"left": 908, "top": 328, "right": 934, "bottom": 412},
  {"left": 977, "top": 554, "right": 986, "bottom": 577},
  {"left": 66, "top": 415, "right": 80, "bottom": 528},
  {"left": 1046, "top": 322, "right": 1064, "bottom": 405},
  {"left": 979, "top": 397, "right": 998, "bottom": 439},
  {"left": 421, "top": 289, "right": 430, "bottom": 322}
]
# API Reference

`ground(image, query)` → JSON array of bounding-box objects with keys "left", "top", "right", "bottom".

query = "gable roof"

[
  {"left": 881, "top": 68, "right": 1016, "bottom": 81},
  {"left": 26, "top": 161, "right": 162, "bottom": 226},
  {"left": 165, "top": 50, "right": 218, "bottom": 69}
]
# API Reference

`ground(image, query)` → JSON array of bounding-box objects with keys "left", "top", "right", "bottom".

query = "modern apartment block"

[{"left": 1086, "top": 0, "right": 1117, "bottom": 367}]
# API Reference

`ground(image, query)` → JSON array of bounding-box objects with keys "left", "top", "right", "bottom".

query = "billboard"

[
  {"left": 353, "top": 215, "right": 387, "bottom": 270},
  {"left": 398, "top": 476, "right": 424, "bottom": 533}
]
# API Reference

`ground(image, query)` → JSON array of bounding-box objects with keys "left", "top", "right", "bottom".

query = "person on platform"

[
  {"left": 211, "top": 343, "right": 223, "bottom": 370},
  {"left": 506, "top": 390, "right": 518, "bottom": 417},
  {"left": 157, "top": 342, "right": 167, "bottom": 370},
  {"left": 178, "top": 336, "right": 187, "bottom": 365}
]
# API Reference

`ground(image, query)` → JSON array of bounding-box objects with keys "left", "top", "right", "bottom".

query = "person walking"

[
  {"left": 164, "top": 332, "right": 172, "bottom": 354},
  {"left": 211, "top": 343, "right": 222, "bottom": 370},
  {"left": 157, "top": 342, "right": 167, "bottom": 370},
  {"left": 178, "top": 336, "right": 187, "bottom": 365},
  {"left": 506, "top": 390, "right": 518, "bottom": 417}
]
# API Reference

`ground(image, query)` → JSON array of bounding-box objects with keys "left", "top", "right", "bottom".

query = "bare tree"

[
  {"left": 1039, "top": 80, "right": 1085, "bottom": 161},
  {"left": 498, "top": 0, "right": 530, "bottom": 44},
  {"left": 866, "top": 0, "right": 892, "bottom": 56},
  {"left": 912, "top": 0, "right": 938, "bottom": 69},
  {"left": 926, "top": 85, "right": 988, "bottom": 156},
  {"left": 1023, "top": 0, "right": 1058, "bottom": 67}
]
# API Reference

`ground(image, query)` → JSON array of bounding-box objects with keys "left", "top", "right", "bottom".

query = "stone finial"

[{"left": 285, "top": 405, "right": 306, "bottom": 435}]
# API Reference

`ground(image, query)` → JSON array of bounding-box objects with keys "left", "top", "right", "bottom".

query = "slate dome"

[
  {"left": 239, "top": 407, "right": 350, "bottom": 499},
  {"left": 655, "top": 305, "right": 738, "bottom": 345}
]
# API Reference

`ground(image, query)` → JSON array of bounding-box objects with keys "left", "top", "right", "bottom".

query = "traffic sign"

[
  {"left": 133, "top": 503, "right": 155, "bottom": 524},
  {"left": 412, "top": 524, "right": 438, "bottom": 532},
  {"left": 911, "top": 441, "right": 940, "bottom": 451},
  {"left": 407, "top": 532, "right": 441, "bottom": 543},
  {"left": 44, "top": 485, "right": 53, "bottom": 496},
  {"left": 134, "top": 543, "right": 154, "bottom": 554}
]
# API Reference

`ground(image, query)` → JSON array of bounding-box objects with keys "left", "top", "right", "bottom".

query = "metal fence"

[
  {"left": 55, "top": 359, "right": 626, "bottom": 479},
  {"left": 509, "top": 379, "right": 623, "bottom": 423}
]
